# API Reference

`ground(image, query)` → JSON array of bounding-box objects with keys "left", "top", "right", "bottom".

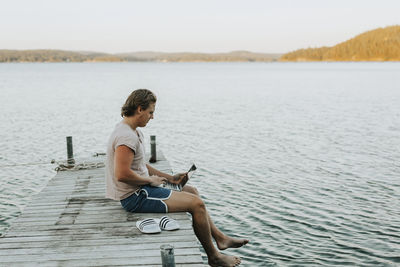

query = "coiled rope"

[
  {"left": 54, "top": 161, "right": 105, "bottom": 172},
  {"left": 0, "top": 153, "right": 106, "bottom": 171}
]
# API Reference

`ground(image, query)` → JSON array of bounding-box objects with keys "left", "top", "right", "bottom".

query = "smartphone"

[{"left": 187, "top": 164, "right": 197, "bottom": 179}]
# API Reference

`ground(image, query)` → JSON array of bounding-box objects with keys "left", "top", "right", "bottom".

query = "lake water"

[{"left": 0, "top": 62, "right": 399, "bottom": 266}]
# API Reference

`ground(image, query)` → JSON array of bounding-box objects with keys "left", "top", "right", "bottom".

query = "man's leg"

[
  {"left": 182, "top": 185, "right": 249, "bottom": 250},
  {"left": 163, "top": 191, "right": 241, "bottom": 267}
]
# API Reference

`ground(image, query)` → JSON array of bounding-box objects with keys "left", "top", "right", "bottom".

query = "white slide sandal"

[
  {"left": 158, "top": 216, "right": 180, "bottom": 231},
  {"left": 136, "top": 218, "right": 161, "bottom": 234}
]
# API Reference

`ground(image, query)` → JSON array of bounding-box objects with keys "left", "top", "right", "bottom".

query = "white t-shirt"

[{"left": 105, "top": 121, "right": 149, "bottom": 200}]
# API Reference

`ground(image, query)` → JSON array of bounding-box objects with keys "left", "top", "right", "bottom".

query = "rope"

[
  {"left": 55, "top": 161, "right": 105, "bottom": 172},
  {"left": 0, "top": 152, "right": 106, "bottom": 171}
]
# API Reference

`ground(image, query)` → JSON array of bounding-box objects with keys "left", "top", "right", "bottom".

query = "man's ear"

[{"left": 137, "top": 106, "right": 143, "bottom": 114}]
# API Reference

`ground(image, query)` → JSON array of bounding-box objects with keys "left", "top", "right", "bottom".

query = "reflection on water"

[{"left": 0, "top": 62, "right": 399, "bottom": 266}]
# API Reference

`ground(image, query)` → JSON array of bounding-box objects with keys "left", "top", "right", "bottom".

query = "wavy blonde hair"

[{"left": 121, "top": 89, "right": 157, "bottom": 117}]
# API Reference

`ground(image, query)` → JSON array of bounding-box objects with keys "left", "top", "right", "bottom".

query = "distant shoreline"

[
  {"left": 0, "top": 50, "right": 281, "bottom": 63},
  {"left": 2, "top": 23, "right": 400, "bottom": 64}
]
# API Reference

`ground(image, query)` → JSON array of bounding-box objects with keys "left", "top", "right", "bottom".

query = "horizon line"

[{"left": 0, "top": 48, "right": 285, "bottom": 55}]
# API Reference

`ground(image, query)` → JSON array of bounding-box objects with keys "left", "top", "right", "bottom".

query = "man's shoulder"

[
  {"left": 113, "top": 122, "right": 135, "bottom": 137},
  {"left": 108, "top": 122, "right": 138, "bottom": 147}
]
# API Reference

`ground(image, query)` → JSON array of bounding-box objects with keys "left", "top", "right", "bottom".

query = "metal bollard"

[
  {"left": 149, "top": 135, "right": 157, "bottom": 163},
  {"left": 66, "top": 136, "right": 75, "bottom": 166},
  {"left": 160, "top": 244, "right": 175, "bottom": 267}
]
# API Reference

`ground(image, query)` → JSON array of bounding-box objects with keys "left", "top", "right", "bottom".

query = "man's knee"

[
  {"left": 190, "top": 196, "right": 206, "bottom": 213},
  {"left": 184, "top": 185, "right": 199, "bottom": 196}
]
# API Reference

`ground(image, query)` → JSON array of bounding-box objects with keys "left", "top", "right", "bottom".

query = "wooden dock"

[{"left": 0, "top": 153, "right": 204, "bottom": 266}]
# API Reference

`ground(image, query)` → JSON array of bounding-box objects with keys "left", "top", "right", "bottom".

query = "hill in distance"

[
  {"left": 280, "top": 25, "right": 400, "bottom": 62},
  {"left": 116, "top": 50, "right": 281, "bottom": 62},
  {"left": 0, "top": 49, "right": 123, "bottom": 63},
  {"left": 0, "top": 49, "right": 281, "bottom": 63}
]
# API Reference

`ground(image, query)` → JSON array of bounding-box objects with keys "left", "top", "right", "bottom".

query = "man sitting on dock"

[{"left": 105, "top": 89, "right": 248, "bottom": 267}]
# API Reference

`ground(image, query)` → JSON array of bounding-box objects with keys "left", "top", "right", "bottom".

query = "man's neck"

[{"left": 123, "top": 117, "right": 138, "bottom": 130}]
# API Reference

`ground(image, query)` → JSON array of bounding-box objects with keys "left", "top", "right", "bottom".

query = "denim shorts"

[{"left": 120, "top": 185, "right": 172, "bottom": 213}]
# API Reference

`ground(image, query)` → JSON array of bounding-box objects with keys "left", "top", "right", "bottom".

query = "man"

[{"left": 105, "top": 89, "right": 248, "bottom": 267}]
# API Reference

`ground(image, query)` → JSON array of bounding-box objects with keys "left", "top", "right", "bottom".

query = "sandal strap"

[
  {"left": 159, "top": 216, "right": 171, "bottom": 229},
  {"left": 139, "top": 218, "right": 157, "bottom": 229}
]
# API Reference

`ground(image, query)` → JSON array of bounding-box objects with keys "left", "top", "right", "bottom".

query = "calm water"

[{"left": 0, "top": 62, "right": 399, "bottom": 266}]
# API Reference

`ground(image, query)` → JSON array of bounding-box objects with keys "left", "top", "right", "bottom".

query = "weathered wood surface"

[{"left": 0, "top": 153, "right": 204, "bottom": 266}]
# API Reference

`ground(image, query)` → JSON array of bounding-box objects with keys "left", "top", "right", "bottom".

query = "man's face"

[{"left": 138, "top": 102, "right": 155, "bottom": 127}]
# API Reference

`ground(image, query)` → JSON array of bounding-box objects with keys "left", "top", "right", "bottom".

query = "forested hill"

[
  {"left": 280, "top": 25, "right": 400, "bottom": 61},
  {"left": 0, "top": 50, "right": 281, "bottom": 62}
]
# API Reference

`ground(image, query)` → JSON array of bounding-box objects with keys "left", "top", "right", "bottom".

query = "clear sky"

[{"left": 1, "top": 0, "right": 399, "bottom": 54}]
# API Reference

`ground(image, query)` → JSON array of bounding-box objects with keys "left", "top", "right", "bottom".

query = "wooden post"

[
  {"left": 66, "top": 136, "right": 75, "bottom": 166},
  {"left": 149, "top": 135, "right": 157, "bottom": 163},
  {"left": 160, "top": 244, "right": 175, "bottom": 267}
]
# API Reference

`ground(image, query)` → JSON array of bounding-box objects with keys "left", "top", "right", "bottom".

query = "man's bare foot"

[
  {"left": 216, "top": 235, "right": 249, "bottom": 250},
  {"left": 208, "top": 252, "right": 241, "bottom": 267}
]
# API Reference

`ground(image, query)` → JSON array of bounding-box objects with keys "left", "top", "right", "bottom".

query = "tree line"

[
  {"left": 0, "top": 50, "right": 281, "bottom": 62},
  {"left": 0, "top": 50, "right": 122, "bottom": 62},
  {"left": 280, "top": 25, "right": 400, "bottom": 61}
]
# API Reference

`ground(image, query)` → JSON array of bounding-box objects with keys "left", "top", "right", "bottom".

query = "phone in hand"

[
  {"left": 187, "top": 164, "right": 197, "bottom": 179},
  {"left": 179, "top": 164, "right": 197, "bottom": 188}
]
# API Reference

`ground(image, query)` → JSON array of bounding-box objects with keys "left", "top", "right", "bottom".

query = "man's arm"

[
  {"left": 146, "top": 163, "right": 188, "bottom": 185},
  {"left": 115, "top": 145, "right": 166, "bottom": 186},
  {"left": 146, "top": 164, "right": 173, "bottom": 179}
]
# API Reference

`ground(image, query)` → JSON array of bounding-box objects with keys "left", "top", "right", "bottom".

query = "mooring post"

[
  {"left": 66, "top": 136, "right": 75, "bottom": 166},
  {"left": 149, "top": 135, "right": 157, "bottom": 163},
  {"left": 160, "top": 244, "right": 175, "bottom": 267}
]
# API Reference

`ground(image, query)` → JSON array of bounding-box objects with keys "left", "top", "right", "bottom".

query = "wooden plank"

[
  {"left": 0, "top": 151, "right": 203, "bottom": 266},
  {"left": 0, "top": 241, "right": 199, "bottom": 256},
  {"left": 13, "top": 210, "right": 190, "bottom": 222},
  {"left": 0, "top": 234, "right": 198, "bottom": 246},
  {"left": 13, "top": 212, "right": 190, "bottom": 223},
  {"left": 19, "top": 199, "right": 116, "bottom": 209},
  {"left": 16, "top": 205, "right": 124, "bottom": 214},
  {"left": 7, "top": 217, "right": 181, "bottom": 226},
  {"left": 0, "top": 235, "right": 199, "bottom": 248},
  {"left": 9, "top": 212, "right": 191, "bottom": 226},
  {"left": 5, "top": 226, "right": 195, "bottom": 238},
  {"left": 6, "top": 255, "right": 205, "bottom": 267},
  {"left": 0, "top": 248, "right": 201, "bottom": 262}
]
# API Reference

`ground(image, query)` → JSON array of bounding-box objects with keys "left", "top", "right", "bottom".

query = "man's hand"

[
  {"left": 149, "top": 176, "right": 168, "bottom": 187},
  {"left": 170, "top": 173, "right": 188, "bottom": 185}
]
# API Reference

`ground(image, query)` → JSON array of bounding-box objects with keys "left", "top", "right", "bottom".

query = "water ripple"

[{"left": 1, "top": 63, "right": 400, "bottom": 266}]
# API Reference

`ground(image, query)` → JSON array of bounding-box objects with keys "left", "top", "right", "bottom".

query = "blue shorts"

[{"left": 120, "top": 185, "right": 172, "bottom": 213}]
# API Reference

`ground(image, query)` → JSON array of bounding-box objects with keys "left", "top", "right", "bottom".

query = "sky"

[{"left": 1, "top": 0, "right": 399, "bottom": 54}]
